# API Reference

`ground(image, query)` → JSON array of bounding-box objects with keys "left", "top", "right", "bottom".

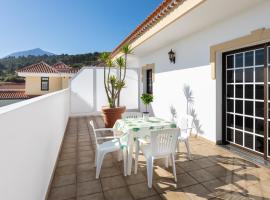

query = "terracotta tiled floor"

[{"left": 48, "top": 116, "right": 270, "bottom": 200}]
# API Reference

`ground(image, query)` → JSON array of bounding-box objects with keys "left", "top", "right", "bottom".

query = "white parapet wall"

[
  {"left": 0, "top": 89, "right": 70, "bottom": 200},
  {"left": 70, "top": 67, "right": 139, "bottom": 116},
  {"left": 0, "top": 99, "right": 26, "bottom": 107}
]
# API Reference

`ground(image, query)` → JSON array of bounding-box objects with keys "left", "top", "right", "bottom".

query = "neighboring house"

[
  {"left": 112, "top": 0, "right": 270, "bottom": 159},
  {"left": 0, "top": 62, "right": 78, "bottom": 107},
  {"left": 0, "top": 82, "right": 30, "bottom": 107},
  {"left": 0, "top": 82, "right": 25, "bottom": 91},
  {"left": 16, "top": 61, "right": 78, "bottom": 96},
  {"left": 0, "top": 91, "right": 31, "bottom": 107}
]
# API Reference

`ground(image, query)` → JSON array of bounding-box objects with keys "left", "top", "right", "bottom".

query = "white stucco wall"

[
  {"left": 0, "top": 89, "right": 70, "bottom": 200},
  {"left": 70, "top": 67, "right": 94, "bottom": 115},
  {"left": 137, "top": 1, "right": 270, "bottom": 142},
  {"left": 70, "top": 67, "right": 139, "bottom": 116}
]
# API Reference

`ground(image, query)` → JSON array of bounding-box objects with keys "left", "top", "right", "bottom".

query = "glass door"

[{"left": 223, "top": 43, "right": 269, "bottom": 159}]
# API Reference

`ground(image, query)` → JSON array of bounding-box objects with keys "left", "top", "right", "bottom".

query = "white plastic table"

[{"left": 113, "top": 117, "right": 177, "bottom": 175}]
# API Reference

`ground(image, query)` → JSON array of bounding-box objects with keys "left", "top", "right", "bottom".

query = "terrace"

[
  {"left": 48, "top": 116, "right": 270, "bottom": 200},
  {"left": 1, "top": 65, "right": 270, "bottom": 200},
  {"left": 2, "top": 0, "right": 270, "bottom": 200}
]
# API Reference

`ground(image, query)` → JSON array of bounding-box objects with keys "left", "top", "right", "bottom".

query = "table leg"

[{"left": 127, "top": 140, "right": 133, "bottom": 175}]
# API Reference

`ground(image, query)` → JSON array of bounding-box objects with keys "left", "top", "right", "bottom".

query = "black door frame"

[{"left": 222, "top": 42, "right": 270, "bottom": 160}]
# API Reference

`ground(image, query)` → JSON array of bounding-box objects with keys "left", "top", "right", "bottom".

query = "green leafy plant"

[
  {"left": 99, "top": 44, "right": 132, "bottom": 108},
  {"left": 141, "top": 93, "right": 153, "bottom": 113},
  {"left": 117, "top": 44, "right": 132, "bottom": 106}
]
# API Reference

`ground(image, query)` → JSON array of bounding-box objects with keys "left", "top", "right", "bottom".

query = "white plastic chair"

[
  {"left": 177, "top": 114, "right": 193, "bottom": 160},
  {"left": 89, "top": 120, "right": 127, "bottom": 178},
  {"left": 134, "top": 129, "right": 150, "bottom": 174},
  {"left": 139, "top": 128, "right": 180, "bottom": 188},
  {"left": 122, "top": 112, "right": 142, "bottom": 119}
]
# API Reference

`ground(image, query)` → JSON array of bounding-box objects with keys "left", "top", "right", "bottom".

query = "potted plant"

[
  {"left": 141, "top": 93, "right": 153, "bottom": 120},
  {"left": 99, "top": 45, "right": 132, "bottom": 127}
]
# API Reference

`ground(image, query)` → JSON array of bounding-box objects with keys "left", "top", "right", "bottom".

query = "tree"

[
  {"left": 99, "top": 45, "right": 131, "bottom": 108},
  {"left": 141, "top": 93, "right": 153, "bottom": 113},
  {"left": 117, "top": 44, "right": 132, "bottom": 106}
]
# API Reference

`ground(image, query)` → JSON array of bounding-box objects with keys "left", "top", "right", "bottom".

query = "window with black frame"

[
  {"left": 146, "top": 69, "right": 153, "bottom": 94},
  {"left": 41, "top": 77, "right": 49, "bottom": 91}
]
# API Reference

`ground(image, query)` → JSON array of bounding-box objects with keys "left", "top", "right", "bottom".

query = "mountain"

[
  {"left": 5, "top": 48, "right": 55, "bottom": 58},
  {"left": 0, "top": 51, "right": 104, "bottom": 82}
]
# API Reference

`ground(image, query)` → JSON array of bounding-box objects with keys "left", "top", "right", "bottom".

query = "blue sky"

[{"left": 0, "top": 0, "right": 162, "bottom": 57}]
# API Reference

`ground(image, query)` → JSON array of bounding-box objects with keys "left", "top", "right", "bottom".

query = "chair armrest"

[
  {"left": 179, "top": 128, "right": 192, "bottom": 139},
  {"left": 137, "top": 137, "right": 149, "bottom": 144},
  {"left": 95, "top": 128, "right": 114, "bottom": 132},
  {"left": 180, "top": 128, "right": 192, "bottom": 134},
  {"left": 96, "top": 136, "right": 116, "bottom": 140},
  {"left": 96, "top": 134, "right": 124, "bottom": 141},
  {"left": 180, "top": 128, "right": 192, "bottom": 131}
]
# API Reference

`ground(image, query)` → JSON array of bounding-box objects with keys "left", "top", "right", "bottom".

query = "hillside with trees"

[{"left": 0, "top": 52, "right": 105, "bottom": 82}]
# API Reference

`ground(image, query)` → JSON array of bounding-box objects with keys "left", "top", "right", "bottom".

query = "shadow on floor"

[{"left": 48, "top": 116, "right": 270, "bottom": 200}]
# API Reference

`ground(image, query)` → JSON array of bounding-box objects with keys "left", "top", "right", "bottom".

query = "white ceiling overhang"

[{"left": 132, "top": 0, "right": 264, "bottom": 57}]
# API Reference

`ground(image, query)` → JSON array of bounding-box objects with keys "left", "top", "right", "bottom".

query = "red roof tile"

[
  {"left": 0, "top": 91, "right": 31, "bottom": 99},
  {"left": 52, "top": 62, "right": 79, "bottom": 73},
  {"left": 16, "top": 61, "right": 59, "bottom": 74},
  {"left": 0, "top": 82, "right": 25, "bottom": 90},
  {"left": 111, "top": 0, "right": 183, "bottom": 57},
  {"left": 16, "top": 61, "right": 79, "bottom": 74}
]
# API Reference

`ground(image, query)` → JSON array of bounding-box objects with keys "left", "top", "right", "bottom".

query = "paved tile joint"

[{"left": 48, "top": 116, "right": 270, "bottom": 200}]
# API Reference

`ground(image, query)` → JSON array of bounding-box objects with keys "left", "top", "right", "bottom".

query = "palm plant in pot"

[
  {"left": 141, "top": 93, "right": 153, "bottom": 120},
  {"left": 99, "top": 45, "right": 132, "bottom": 127}
]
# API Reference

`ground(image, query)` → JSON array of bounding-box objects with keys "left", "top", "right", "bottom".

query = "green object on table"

[
  {"left": 132, "top": 127, "right": 140, "bottom": 132},
  {"left": 170, "top": 123, "right": 177, "bottom": 128}
]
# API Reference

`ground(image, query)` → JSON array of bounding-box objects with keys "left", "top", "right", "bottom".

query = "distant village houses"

[{"left": 0, "top": 61, "right": 78, "bottom": 107}]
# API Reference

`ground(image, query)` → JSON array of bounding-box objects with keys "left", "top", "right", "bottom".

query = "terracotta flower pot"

[{"left": 101, "top": 106, "right": 126, "bottom": 128}]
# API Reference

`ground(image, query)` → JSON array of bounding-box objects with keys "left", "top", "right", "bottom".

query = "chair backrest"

[
  {"left": 122, "top": 112, "right": 142, "bottom": 119},
  {"left": 89, "top": 120, "right": 98, "bottom": 147},
  {"left": 177, "top": 114, "right": 193, "bottom": 134},
  {"left": 150, "top": 128, "right": 179, "bottom": 157}
]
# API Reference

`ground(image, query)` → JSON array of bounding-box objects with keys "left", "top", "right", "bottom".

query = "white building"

[
  {"left": 1, "top": 0, "right": 270, "bottom": 199},
  {"left": 111, "top": 0, "right": 270, "bottom": 159}
]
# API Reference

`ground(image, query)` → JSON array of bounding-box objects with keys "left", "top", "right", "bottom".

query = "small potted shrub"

[{"left": 141, "top": 93, "right": 153, "bottom": 120}]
